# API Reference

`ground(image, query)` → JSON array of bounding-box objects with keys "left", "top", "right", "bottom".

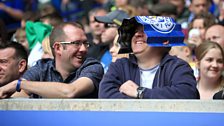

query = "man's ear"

[
  {"left": 18, "top": 59, "right": 27, "bottom": 74},
  {"left": 183, "top": 46, "right": 191, "bottom": 57},
  {"left": 53, "top": 42, "right": 63, "bottom": 56}
]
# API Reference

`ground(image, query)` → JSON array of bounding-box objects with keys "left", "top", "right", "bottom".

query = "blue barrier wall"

[
  {"left": 1, "top": 111, "right": 224, "bottom": 126},
  {"left": 1, "top": 99, "right": 224, "bottom": 126}
]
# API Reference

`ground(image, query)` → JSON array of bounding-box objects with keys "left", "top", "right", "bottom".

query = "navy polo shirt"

[{"left": 22, "top": 58, "right": 104, "bottom": 98}]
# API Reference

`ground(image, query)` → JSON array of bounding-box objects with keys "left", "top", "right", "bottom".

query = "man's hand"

[
  {"left": 0, "top": 80, "right": 17, "bottom": 99},
  {"left": 119, "top": 80, "right": 139, "bottom": 98}
]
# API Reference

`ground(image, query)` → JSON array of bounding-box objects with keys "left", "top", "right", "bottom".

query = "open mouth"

[
  {"left": 76, "top": 55, "right": 84, "bottom": 60},
  {"left": 135, "top": 39, "right": 146, "bottom": 44}
]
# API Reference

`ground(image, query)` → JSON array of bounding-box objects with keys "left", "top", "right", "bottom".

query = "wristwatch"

[{"left": 137, "top": 87, "right": 145, "bottom": 99}]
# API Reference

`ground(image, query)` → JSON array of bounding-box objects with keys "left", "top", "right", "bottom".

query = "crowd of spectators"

[{"left": 0, "top": 0, "right": 224, "bottom": 99}]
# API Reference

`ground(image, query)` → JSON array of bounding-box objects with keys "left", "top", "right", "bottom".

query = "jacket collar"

[{"left": 129, "top": 53, "right": 174, "bottom": 67}]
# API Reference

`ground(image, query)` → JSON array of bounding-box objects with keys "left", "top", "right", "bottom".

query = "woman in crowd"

[{"left": 195, "top": 41, "right": 224, "bottom": 99}]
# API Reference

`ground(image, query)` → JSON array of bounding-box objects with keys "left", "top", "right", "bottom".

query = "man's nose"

[
  {"left": 134, "top": 31, "right": 144, "bottom": 37},
  {"left": 79, "top": 44, "right": 87, "bottom": 52}
]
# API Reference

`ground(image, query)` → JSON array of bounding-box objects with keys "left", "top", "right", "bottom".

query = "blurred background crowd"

[{"left": 1, "top": 0, "right": 223, "bottom": 41}]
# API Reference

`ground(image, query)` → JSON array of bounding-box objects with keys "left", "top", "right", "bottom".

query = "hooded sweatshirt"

[{"left": 99, "top": 53, "right": 199, "bottom": 99}]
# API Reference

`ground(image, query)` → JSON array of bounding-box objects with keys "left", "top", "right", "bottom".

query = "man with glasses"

[{"left": 0, "top": 22, "right": 104, "bottom": 98}]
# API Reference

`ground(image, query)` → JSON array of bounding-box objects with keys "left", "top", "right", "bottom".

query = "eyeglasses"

[
  {"left": 105, "top": 23, "right": 118, "bottom": 28},
  {"left": 59, "top": 41, "right": 90, "bottom": 48}
]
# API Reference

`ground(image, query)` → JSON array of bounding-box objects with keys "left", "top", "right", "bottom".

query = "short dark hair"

[
  {"left": 49, "top": 22, "right": 84, "bottom": 56},
  {"left": 0, "top": 41, "right": 28, "bottom": 62}
]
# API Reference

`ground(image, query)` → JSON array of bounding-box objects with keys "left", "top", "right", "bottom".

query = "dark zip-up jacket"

[{"left": 99, "top": 54, "right": 199, "bottom": 99}]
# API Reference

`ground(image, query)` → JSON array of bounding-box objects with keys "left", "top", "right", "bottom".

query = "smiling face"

[
  {"left": 131, "top": 25, "right": 149, "bottom": 55},
  {"left": 58, "top": 25, "right": 88, "bottom": 71},
  {"left": 198, "top": 48, "right": 224, "bottom": 81}
]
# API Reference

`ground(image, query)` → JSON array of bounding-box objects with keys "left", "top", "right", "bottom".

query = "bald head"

[{"left": 205, "top": 25, "right": 224, "bottom": 48}]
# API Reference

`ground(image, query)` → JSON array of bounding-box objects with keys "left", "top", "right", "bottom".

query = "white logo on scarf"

[{"left": 137, "top": 16, "right": 176, "bottom": 34}]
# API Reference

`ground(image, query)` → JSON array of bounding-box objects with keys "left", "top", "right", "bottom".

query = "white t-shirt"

[{"left": 140, "top": 64, "right": 160, "bottom": 89}]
